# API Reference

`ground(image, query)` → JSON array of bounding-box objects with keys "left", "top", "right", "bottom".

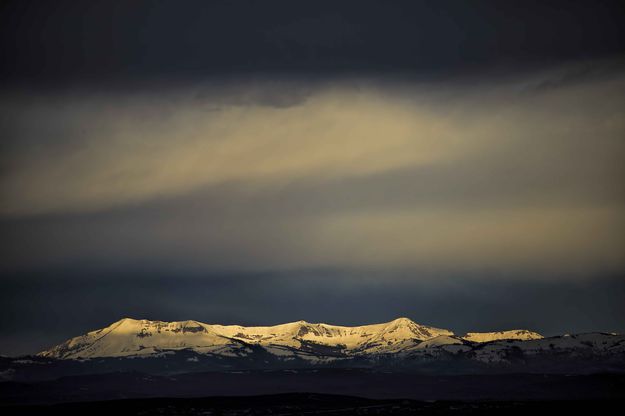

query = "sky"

[{"left": 1, "top": 0, "right": 624, "bottom": 356}]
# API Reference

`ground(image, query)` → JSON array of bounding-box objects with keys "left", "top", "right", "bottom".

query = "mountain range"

[
  {"left": 38, "top": 317, "right": 545, "bottom": 360},
  {"left": 2, "top": 317, "right": 623, "bottom": 383}
]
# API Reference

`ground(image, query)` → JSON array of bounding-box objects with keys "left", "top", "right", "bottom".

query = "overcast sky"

[{"left": 1, "top": 0, "right": 624, "bottom": 356}]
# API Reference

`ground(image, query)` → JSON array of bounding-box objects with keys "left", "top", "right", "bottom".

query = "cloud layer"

[{"left": 1, "top": 64, "right": 624, "bottom": 273}]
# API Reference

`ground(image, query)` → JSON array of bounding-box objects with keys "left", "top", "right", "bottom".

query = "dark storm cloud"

[
  {"left": 1, "top": 0, "right": 624, "bottom": 87},
  {"left": 191, "top": 79, "right": 316, "bottom": 108}
]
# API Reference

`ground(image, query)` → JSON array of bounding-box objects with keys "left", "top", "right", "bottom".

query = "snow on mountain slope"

[
  {"left": 471, "top": 332, "right": 625, "bottom": 363},
  {"left": 354, "top": 318, "right": 454, "bottom": 354},
  {"left": 385, "top": 335, "right": 473, "bottom": 356},
  {"left": 38, "top": 318, "right": 242, "bottom": 359},
  {"left": 462, "top": 330, "right": 543, "bottom": 343},
  {"left": 211, "top": 317, "right": 451, "bottom": 351},
  {"left": 38, "top": 317, "right": 454, "bottom": 359},
  {"left": 415, "top": 335, "right": 466, "bottom": 349}
]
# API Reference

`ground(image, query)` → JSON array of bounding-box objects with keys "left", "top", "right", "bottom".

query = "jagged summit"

[{"left": 37, "top": 317, "right": 545, "bottom": 360}]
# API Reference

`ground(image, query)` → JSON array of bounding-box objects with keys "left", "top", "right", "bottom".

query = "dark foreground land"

[
  {"left": 2, "top": 371, "right": 624, "bottom": 414},
  {"left": 2, "top": 394, "right": 624, "bottom": 416},
  {"left": 2, "top": 370, "right": 625, "bottom": 404}
]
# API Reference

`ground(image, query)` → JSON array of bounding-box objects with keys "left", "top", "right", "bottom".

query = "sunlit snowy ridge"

[
  {"left": 36, "top": 317, "right": 623, "bottom": 366},
  {"left": 40, "top": 317, "right": 455, "bottom": 359}
]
